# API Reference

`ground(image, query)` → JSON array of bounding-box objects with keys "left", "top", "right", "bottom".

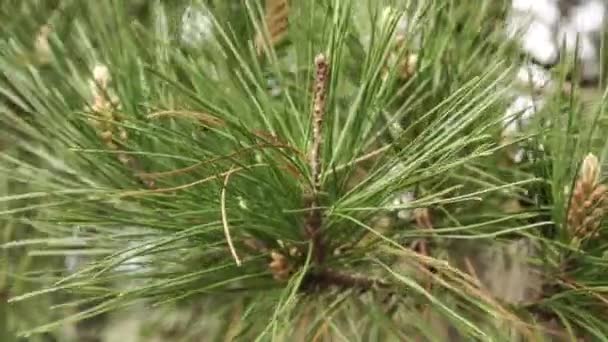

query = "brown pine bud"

[
  {"left": 86, "top": 64, "right": 154, "bottom": 189},
  {"left": 382, "top": 34, "right": 418, "bottom": 81},
  {"left": 118, "top": 129, "right": 128, "bottom": 142},
  {"left": 568, "top": 154, "right": 607, "bottom": 244},
  {"left": 90, "top": 64, "right": 113, "bottom": 113},
  {"left": 414, "top": 207, "right": 433, "bottom": 230},
  {"left": 34, "top": 25, "right": 52, "bottom": 64},
  {"left": 99, "top": 130, "right": 113, "bottom": 143},
  {"left": 398, "top": 53, "right": 418, "bottom": 79},
  {"left": 269, "top": 251, "right": 292, "bottom": 282},
  {"left": 581, "top": 154, "right": 600, "bottom": 188},
  {"left": 254, "top": 0, "right": 289, "bottom": 56}
]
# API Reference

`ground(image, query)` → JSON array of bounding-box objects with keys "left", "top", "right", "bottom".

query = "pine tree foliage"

[{"left": 1, "top": 0, "right": 608, "bottom": 340}]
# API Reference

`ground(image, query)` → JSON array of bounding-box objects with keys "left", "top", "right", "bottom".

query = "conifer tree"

[{"left": 2, "top": 0, "right": 608, "bottom": 340}]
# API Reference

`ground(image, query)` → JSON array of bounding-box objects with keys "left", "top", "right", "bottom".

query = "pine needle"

[{"left": 221, "top": 167, "right": 241, "bottom": 266}]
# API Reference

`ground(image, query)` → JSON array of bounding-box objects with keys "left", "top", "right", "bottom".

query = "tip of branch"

[
  {"left": 581, "top": 153, "right": 600, "bottom": 186},
  {"left": 314, "top": 53, "right": 327, "bottom": 66},
  {"left": 92, "top": 64, "right": 111, "bottom": 89}
]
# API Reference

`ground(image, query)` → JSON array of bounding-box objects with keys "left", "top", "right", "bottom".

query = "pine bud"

[
  {"left": 34, "top": 25, "right": 52, "bottom": 64},
  {"left": 414, "top": 207, "right": 433, "bottom": 230},
  {"left": 90, "top": 64, "right": 113, "bottom": 113},
  {"left": 255, "top": 0, "right": 289, "bottom": 56},
  {"left": 93, "top": 64, "right": 111, "bottom": 88},
  {"left": 581, "top": 153, "right": 600, "bottom": 191},
  {"left": 568, "top": 153, "right": 607, "bottom": 245},
  {"left": 383, "top": 35, "right": 418, "bottom": 81},
  {"left": 269, "top": 251, "right": 292, "bottom": 282},
  {"left": 85, "top": 64, "right": 154, "bottom": 188}
]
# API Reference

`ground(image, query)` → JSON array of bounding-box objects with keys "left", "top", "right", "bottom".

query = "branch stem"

[{"left": 306, "top": 54, "right": 330, "bottom": 265}]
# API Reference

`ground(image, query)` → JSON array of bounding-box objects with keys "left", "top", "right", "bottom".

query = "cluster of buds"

[
  {"left": 269, "top": 245, "right": 301, "bottom": 282},
  {"left": 567, "top": 154, "right": 607, "bottom": 247},
  {"left": 379, "top": 7, "right": 419, "bottom": 81},
  {"left": 87, "top": 64, "right": 154, "bottom": 188},
  {"left": 390, "top": 189, "right": 432, "bottom": 229},
  {"left": 269, "top": 251, "right": 292, "bottom": 282},
  {"left": 88, "top": 65, "right": 129, "bottom": 165},
  {"left": 382, "top": 34, "right": 418, "bottom": 81}
]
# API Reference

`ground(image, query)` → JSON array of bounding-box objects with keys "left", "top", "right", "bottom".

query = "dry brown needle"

[{"left": 254, "top": 0, "right": 289, "bottom": 56}]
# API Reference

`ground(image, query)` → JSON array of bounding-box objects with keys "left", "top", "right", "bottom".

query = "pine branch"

[
  {"left": 305, "top": 53, "right": 330, "bottom": 266},
  {"left": 5, "top": 1, "right": 608, "bottom": 339}
]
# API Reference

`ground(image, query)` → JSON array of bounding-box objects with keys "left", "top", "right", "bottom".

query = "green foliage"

[{"left": 1, "top": 0, "right": 608, "bottom": 340}]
